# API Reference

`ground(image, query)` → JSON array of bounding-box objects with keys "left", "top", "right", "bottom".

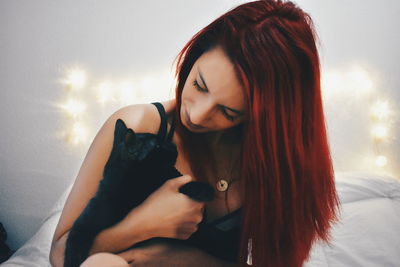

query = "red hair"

[{"left": 171, "top": 1, "right": 341, "bottom": 266}]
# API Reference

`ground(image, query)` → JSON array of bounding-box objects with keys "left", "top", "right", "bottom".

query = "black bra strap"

[{"left": 151, "top": 102, "right": 175, "bottom": 143}]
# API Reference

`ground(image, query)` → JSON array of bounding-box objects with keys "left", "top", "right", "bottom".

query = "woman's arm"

[
  {"left": 49, "top": 207, "right": 153, "bottom": 267},
  {"left": 135, "top": 247, "right": 239, "bottom": 267},
  {"left": 117, "top": 239, "right": 239, "bottom": 267},
  {"left": 49, "top": 104, "right": 155, "bottom": 267},
  {"left": 88, "top": 205, "right": 152, "bottom": 255}
]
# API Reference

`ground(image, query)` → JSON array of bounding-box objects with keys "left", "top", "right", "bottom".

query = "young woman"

[{"left": 50, "top": 1, "right": 340, "bottom": 266}]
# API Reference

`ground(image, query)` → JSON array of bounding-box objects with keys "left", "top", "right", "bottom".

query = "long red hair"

[{"left": 171, "top": 1, "right": 341, "bottom": 266}]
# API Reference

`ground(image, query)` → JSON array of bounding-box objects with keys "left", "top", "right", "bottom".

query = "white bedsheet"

[
  {"left": 303, "top": 172, "right": 400, "bottom": 267},
  {"left": 1, "top": 183, "right": 72, "bottom": 267},
  {"left": 2, "top": 171, "right": 400, "bottom": 267}
]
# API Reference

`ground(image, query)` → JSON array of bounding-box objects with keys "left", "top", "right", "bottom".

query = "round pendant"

[{"left": 216, "top": 179, "right": 229, "bottom": 192}]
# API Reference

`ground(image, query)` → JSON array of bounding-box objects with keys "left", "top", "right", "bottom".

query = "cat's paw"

[{"left": 178, "top": 181, "right": 215, "bottom": 202}]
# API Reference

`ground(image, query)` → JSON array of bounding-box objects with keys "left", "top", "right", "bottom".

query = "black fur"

[{"left": 64, "top": 118, "right": 215, "bottom": 267}]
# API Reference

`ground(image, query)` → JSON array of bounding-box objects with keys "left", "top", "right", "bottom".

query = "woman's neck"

[{"left": 207, "top": 125, "right": 242, "bottom": 148}]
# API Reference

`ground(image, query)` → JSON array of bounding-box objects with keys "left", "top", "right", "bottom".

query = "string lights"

[
  {"left": 370, "top": 99, "right": 393, "bottom": 169},
  {"left": 321, "top": 64, "right": 397, "bottom": 177},
  {"left": 57, "top": 64, "right": 397, "bottom": 176},
  {"left": 63, "top": 68, "right": 87, "bottom": 90},
  {"left": 56, "top": 66, "right": 174, "bottom": 149}
]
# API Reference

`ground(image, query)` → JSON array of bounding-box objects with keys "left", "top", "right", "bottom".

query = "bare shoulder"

[{"left": 113, "top": 99, "right": 176, "bottom": 135}]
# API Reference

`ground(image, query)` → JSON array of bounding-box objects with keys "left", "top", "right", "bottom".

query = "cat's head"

[{"left": 113, "top": 118, "right": 177, "bottom": 165}]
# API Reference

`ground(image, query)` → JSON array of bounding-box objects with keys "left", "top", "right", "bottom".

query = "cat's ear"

[
  {"left": 114, "top": 119, "right": 128, "bottom": 145},
  {"left": 124, "top": 128, "right": 136, "bottom": 146}
]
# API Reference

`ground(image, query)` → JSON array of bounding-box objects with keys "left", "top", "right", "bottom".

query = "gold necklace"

[
  {"left": 217, "top": 154, "right": 240, "bottom": 213},
  {"left": 209, "top": 130, "right": 241, "bottom": 211},
  {"left": 216, "top": 177, "right": 239, "bottom": 191},
  {"left": 215, "top": 154, "right": 240, "bottom": 192}
]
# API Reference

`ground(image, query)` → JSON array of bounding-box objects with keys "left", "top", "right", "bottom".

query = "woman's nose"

[{"left": 190, "top": 102, "right": 213, "bottom": 126}]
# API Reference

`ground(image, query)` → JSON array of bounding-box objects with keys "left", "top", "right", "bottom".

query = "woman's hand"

[{"left": 124, "top": 175, "right": 205, "bottom": 241}]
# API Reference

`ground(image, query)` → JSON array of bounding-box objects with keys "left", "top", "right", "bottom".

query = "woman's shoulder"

[{"left": 112, "top": 99, "right": 176, "bottom": 135}]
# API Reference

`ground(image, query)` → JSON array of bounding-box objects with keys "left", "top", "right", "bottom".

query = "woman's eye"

[
  {"left": 193, "top": 80, "right": 207, "bottom": 92},
  {"left": 221, "top": 108, "right": 235, "bottom": 121},
  {"left": 193, "top": 79, "right": 235, "bottom": 121}
]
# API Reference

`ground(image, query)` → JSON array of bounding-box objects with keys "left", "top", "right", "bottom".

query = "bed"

[{"left": 2, "top": 171, "right": 400, "bottom": 267}]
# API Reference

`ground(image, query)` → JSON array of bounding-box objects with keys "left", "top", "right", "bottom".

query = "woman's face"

[{"left": 180, "top": 46, "right": 247, "bottom": 133}]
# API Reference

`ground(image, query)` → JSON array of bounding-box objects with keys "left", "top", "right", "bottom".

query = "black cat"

[{"left": 64, "top": 118, "right": 215, "bottom": 267}]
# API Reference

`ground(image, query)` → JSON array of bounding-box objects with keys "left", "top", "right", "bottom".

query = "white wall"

[{"left": 0, "top": 0, "right": 399, "bottom": 251}]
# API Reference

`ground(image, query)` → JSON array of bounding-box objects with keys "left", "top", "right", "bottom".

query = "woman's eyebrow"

[{"left": 198, "top": 68, "right": 245, "bottom": 115}]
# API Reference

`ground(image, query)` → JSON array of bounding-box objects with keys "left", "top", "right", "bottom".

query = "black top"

[
  {"left": 151, "top": 102, "right": 175, "bottom": 143},
  {"left": 151, "top": 102, "right": 242, "bottom": 262}
]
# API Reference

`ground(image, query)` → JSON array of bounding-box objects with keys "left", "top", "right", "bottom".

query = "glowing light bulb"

[
  {"left": 375, "top": 155, "right": 388, "bottom": 167},
  {"left": 65, "top": 68, "right": 87, "bottom": 90},
  {"left": 321, "top": 71, "right": 345, "bottom": 99},
  {"left": 371, "top": 124, "right": 388, "bottom": 140},
  {"left": 61, "top": 99, "right": 86, "bottom": 118},
  {"left": 96, "top": 82, "right": 115, "bottom": 104},
  {"left": 118, "top": 81, "right": 135, "bottom": 105},
  {"left": 70, "top": 122, "right": 88, "bottom": 145},
  {"left": 371, "top": 100, "right": 390, "bottom": 120},
  {"left": 347, "top": 66, "right": 373, "bottom": 95}
]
